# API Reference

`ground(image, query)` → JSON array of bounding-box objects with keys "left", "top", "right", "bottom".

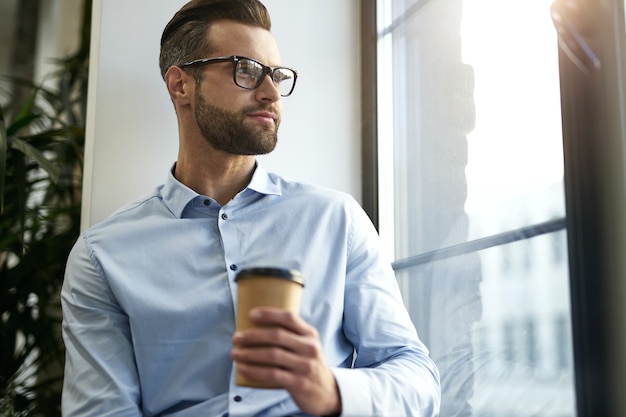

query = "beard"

[{"left": 194, "top": 90, "right": 280, "bottom": 155}]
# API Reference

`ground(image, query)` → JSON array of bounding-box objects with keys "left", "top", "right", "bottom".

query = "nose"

[{"left": 255, "top": 73, "right": 281, "bottom": 102}]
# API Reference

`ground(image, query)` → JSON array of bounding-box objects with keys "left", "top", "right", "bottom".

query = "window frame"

[
  {"left": 552, "top": 0, "right": 626, "bottom": 415},
  {"left": 360, "top": 0, "right": 626, "bottom": 415},
  {"left": 360, "top": 0, "right": 379, "bottom": 229}
]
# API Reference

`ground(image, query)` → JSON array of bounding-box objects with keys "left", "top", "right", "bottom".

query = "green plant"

[{"left": 0, "top": 1, "right": 90, "bottom": 415}]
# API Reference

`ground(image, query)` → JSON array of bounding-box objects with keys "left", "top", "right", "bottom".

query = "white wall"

[{"left": 82, "top": 0, "right": 361, "bottom": 229}]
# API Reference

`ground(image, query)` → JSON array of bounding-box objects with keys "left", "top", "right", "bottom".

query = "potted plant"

[{"left": 0, "top": 1, "right": 90, "bottom": 414}]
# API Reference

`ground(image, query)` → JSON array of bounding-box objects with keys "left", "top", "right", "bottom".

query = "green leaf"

[
  {"left": 22, "top": 127, "right": 76, "bottom": 142},
  {"left": 14, "top": 153, "right": 26, "bottom": 250},
  {"left": 12, "top": 86, "right": 40, "bottom": 125},
  {"left": 9, "top": 137, "right": 60, "bottom": 184},
  {"left": 6, "top": 112, "right": 43, "bottom": 137},
  {"left": 0, "top": 104, "right": 7, "bottom": 213}
]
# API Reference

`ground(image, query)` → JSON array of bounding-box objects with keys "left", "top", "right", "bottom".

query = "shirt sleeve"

[
  {"left": 61, "top": 236, "right": 142, "bottom": 417},
  {"left": 332, "top": 199, "right": 441, "bottom": 417}
]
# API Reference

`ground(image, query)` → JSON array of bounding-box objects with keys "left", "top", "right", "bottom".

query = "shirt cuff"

[{"left": 330, "top": 368, "right": 372, "bottom": 417}]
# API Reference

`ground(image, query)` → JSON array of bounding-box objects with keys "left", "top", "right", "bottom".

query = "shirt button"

[
  {"left": 221, "top": 213, "right": 228, "bottom": 220},
  {"left": 203, "top": 199, "right": 211, "bottom": 206},
  {"left": 234, "top": 395, "right": 242, "bottom": 402},
  {"left": 230, "top": 264, "right": 238, "bottom": 271}
]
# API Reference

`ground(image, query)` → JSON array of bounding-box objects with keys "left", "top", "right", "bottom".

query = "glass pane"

[
  {"left": 376, "top": 0, "right": 577, "bottom": 416},
  {"left": 396, "top": 231, "right": 576, "bottom": 417},
  {"left": 377, "top": 0, "right": 565, "bottom": 256},
  {"left": 462, "top": 0, "right": 565, "bottom": 241}
]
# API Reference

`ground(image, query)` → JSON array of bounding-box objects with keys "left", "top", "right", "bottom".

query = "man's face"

[{"left": 192, "top": 21, "right": 283, "bottom": 155}]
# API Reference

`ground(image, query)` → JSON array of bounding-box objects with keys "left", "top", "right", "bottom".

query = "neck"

[{"left": 175, "top": 148, "right": 256, "bottom": 206}]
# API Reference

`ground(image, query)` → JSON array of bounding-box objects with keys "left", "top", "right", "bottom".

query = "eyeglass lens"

[{"left": 235, "top": 58, "right": 296, "bottom": 97}]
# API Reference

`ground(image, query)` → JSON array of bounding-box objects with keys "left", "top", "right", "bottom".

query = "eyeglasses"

[{"left": 179, "top": 55, "right": 298, "bottom": 97}]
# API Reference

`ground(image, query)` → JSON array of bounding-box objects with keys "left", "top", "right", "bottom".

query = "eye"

[
  {"left": 237, "top": 59, "right": 264, "bottom": 82},
  {"left": 272, "top": 68, "right": 294, "bottom": 84}
]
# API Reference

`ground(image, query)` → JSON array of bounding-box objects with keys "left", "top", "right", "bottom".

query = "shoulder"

[
  {"left": 83, "top": 185, "right": 169, "bottom": 237},
  {"left": 267, "top": 172, "right": 356, "bottom": 206},
  {"left": 263, "top": 172, "right": 375, "bottom": 233}
]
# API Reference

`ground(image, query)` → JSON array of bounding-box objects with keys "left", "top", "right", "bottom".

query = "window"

[{"left": 366, "top": 0, "right": 577, "bottom": 415}]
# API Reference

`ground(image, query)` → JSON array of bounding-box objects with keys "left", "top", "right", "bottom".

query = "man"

[{"left": 61, "top": 1, "right": 441, "bottom": 416}]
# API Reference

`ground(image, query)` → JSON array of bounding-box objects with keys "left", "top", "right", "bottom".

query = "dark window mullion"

[
  {"left": 392, "top": 217, "right": 566, "bottom": 270},
  {"left": 361, "top": 0, "right": 379, "bottom": 229}
]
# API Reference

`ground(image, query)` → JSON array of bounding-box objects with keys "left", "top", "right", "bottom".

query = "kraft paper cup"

[{"left": 234, "top": 267, "right": 304, "bottom": 388}]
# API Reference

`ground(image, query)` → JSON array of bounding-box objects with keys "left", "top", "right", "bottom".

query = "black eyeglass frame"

[{"left": 179, "top": 55, "right": 298, "bottom": 97}]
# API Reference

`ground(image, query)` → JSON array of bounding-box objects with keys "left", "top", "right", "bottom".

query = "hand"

[{"left": 231, "top": 307, "right": 342, "bottom": 416}]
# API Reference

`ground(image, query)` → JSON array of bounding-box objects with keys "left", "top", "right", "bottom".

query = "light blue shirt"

[{"left": 61, "top": 165, "right": 440, "bottom": 417}]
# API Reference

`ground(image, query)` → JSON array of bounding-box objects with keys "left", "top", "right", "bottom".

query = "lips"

[{"left": 247, "top": 111, "right": 276, "bottom": 123}]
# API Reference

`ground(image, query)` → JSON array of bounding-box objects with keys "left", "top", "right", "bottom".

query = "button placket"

[
  {"left": 220, "top": 210, "right": 235, "bottom": 271},
  {"left": 218, "top": 207, "right": 241, "bottom": 315}
]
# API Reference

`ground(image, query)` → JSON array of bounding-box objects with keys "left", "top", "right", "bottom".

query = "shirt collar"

[
  {"left": 246, "top": 164, "right": 282, "bottom": 196},
  {"left": 161, "top": 162, "right": 282, "bottom": 218}
]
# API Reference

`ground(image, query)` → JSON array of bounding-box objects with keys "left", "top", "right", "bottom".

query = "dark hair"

[{"left": 159, "top": 0, "right": 272, "bottom": 80}]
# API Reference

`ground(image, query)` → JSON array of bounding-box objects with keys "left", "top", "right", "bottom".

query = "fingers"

[
  {"left": 230, "top": 308, "right": 342, "bottom": 415},
  {"left": 243, "top": 307, "right": 312, "bottom": 336},
  {"left": 231, "top": 325, "right": 319, "bottom": 364},
  {"left": 230, "top": 308, "right": 321, "bottom": 383},
  {"left": 231, "top": 343, "right": 311, "bottom": 381},
  {"left": 230, "top": 324, "right": 317, "bottom": 391}
]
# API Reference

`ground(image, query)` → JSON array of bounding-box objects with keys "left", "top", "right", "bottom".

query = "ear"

[{"left": 165, "top": 66, "right": 193, "bottom": 106}]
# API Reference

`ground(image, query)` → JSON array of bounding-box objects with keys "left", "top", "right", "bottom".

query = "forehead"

[{"left": 207, "top": 20, "right": 281, "bottom": 66}]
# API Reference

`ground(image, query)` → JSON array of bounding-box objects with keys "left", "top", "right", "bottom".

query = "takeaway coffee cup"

[{"left": 234, "top": 267, "right": 305, "bottom": 388}]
